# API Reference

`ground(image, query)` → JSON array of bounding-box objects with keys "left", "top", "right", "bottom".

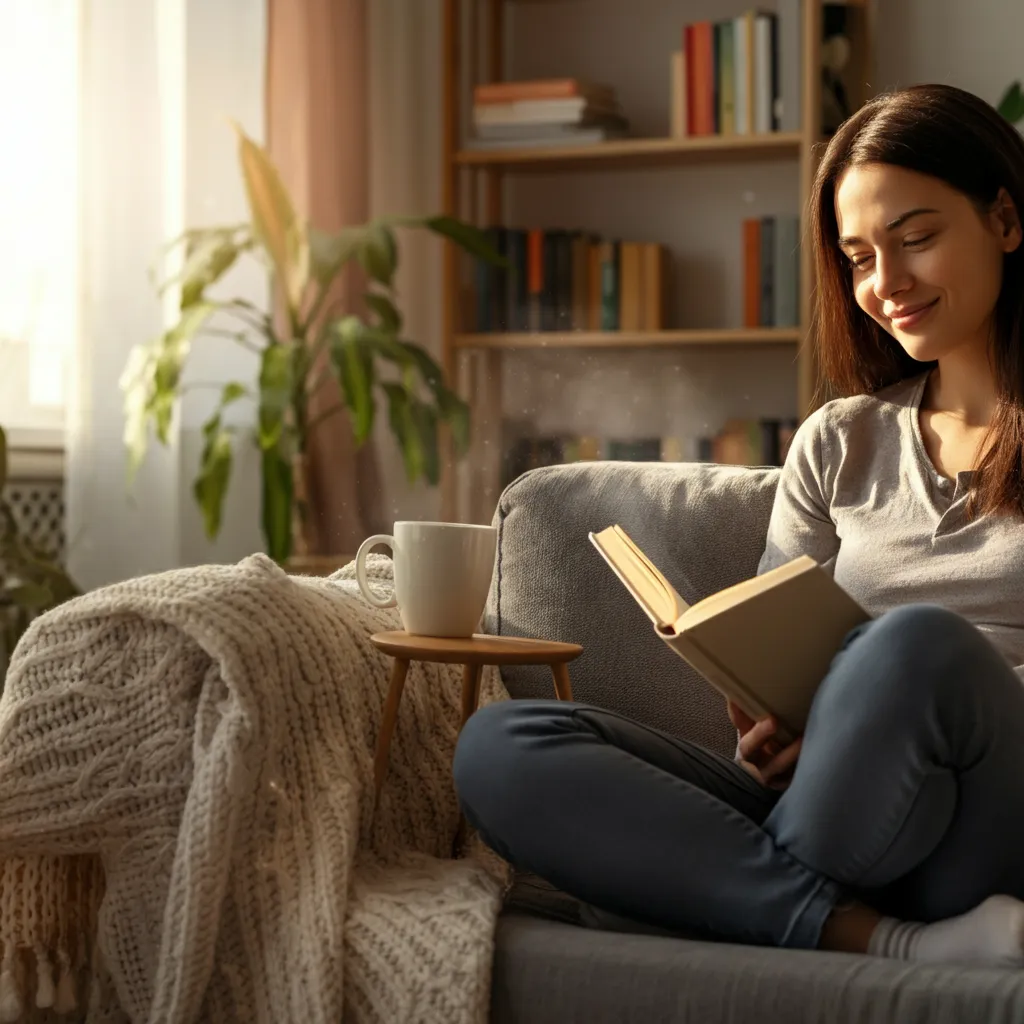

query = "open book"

[{"left": 589, "top": 524, "right": 871, "bottom": 746}]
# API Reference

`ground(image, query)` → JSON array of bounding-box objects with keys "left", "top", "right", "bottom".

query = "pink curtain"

[{"left": 266, "top": 0, "right": 386, "bottom": 556}]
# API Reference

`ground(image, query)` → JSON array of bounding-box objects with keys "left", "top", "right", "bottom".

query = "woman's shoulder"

[{"left": 807, "top": 372, "right": 927, "bottom": 438}]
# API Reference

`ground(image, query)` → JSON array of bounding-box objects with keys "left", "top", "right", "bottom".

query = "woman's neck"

[{"left": 923, "top": 351, "right": 998, "bottom": 428}]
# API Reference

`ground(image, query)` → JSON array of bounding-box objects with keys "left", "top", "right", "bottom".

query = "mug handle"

[{"left": 355, "top": 534, "right": 398, "bottom": 608}]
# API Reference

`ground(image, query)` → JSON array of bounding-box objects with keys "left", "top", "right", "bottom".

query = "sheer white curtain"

[{"left": 69, "top": 0, "right": 266, "bottom": 590}]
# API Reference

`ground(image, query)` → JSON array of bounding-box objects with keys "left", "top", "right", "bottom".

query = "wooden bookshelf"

[
  {"left": 455, "top": 131, "right": 803, "bottom": 170},
  {"left": 455, "top": 328, "right": 802, "bottom": 350},
  {"left": 439, "top": 0, "right": 876, "bottom": 524}
]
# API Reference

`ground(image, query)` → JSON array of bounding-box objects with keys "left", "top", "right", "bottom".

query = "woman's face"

[{"left": 834, "top": 162, "right": 1021, "bottom": 364}]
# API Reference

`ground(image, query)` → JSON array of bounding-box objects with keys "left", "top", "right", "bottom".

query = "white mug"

[{"left": 355, "top": 521, "right": 498, "bottom": 638}]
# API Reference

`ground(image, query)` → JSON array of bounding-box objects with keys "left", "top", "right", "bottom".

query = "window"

[{"left": 0, "top": 2, "right": 79, "bottom": 445}]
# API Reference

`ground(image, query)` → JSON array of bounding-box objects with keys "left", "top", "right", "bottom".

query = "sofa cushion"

[
  {"left": 483, "top": 462, "right": 779, "bottom": 758},
  {"left": 490, "top": 912, "right": 1024, "bottom": 1024}
]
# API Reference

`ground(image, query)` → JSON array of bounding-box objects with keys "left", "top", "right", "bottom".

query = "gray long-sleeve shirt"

[{"left": 757, "top": 369, "right": 1024, "bottom": 680}]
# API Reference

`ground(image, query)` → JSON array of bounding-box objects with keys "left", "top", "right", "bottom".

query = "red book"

[
  {"left": 691, "top": 22, "right": 716, "bottom": 136},
  {"left": 527, "top": 229, "right": 544, "bottom": 332},
  {"left": 743, "top": 219, "right": 762, "bottom": 327},
  {"left": 684, "top": 25, "right": 697, "bottom": 136}
]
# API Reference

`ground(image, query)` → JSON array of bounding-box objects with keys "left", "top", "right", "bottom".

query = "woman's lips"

[{"left": 888, "top": 298, "right": 939, "bottom": 329}]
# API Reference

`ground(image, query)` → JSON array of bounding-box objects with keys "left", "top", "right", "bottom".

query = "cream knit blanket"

[{"left": 0, "top": 552, "right": 510, "bottom": 1022}]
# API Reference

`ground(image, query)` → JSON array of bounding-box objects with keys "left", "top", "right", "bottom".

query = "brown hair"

[{"left": 810, "top": 83, "right": 1024, "bottom": 519}]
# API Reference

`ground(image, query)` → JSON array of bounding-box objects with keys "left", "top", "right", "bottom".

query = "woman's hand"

[{"left": 727, "top": 701, "right": 803, "bottom": 791}]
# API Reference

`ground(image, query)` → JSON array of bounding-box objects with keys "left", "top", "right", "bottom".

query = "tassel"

[
  {"left": 54, "top": 951, "right": 76, "bottom": 1015},
  {"left": 34, "top": 945, "right": 55, "bottom": 1009},
  {"left": 0, "top": 949, "right": 23, "bottom": 1023}
]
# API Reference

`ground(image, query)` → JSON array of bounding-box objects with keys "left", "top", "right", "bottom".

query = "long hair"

[{"left": 810, "top": 83, "right": 1024, "bottom": 519}]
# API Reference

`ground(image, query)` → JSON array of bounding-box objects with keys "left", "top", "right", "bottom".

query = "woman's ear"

[{"left": 992, "top": 187, "right": 1023, "bottom": 253}]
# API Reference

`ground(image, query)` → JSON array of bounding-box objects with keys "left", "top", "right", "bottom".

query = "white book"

[
  {"left": 753, "top": 13, "right": 776, "bottom": 134},
  {"left": 473, "top": 97, "right": 621, "bottom": 124}
]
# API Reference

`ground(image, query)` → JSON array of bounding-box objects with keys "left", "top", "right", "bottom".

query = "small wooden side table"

[{"left": 369, "top": 631, "right": 583, "bottom": 853}]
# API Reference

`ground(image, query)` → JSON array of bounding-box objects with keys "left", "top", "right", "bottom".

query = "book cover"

[
  {"left": 619, "top": 242, "right": 644, "bottom": 331},
  {"left": 743, "top": 218, "right": 762, "bottom": 327},
  {"left": 589, "top": 524, "right": 871, "bottom": 743},
  {"left": 760, "top": 215, "right": 775, "bottom": 327},
  {"left": 641, "top": 243, "right": 667, "bottom": 330}
]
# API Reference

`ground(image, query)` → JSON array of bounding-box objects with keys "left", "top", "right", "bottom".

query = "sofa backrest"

[{"left": 483, "top": 461, "right": 780, "bottom": 758}]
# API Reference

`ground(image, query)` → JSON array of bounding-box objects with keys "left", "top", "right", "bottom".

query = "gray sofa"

[{"left": 481, "top": 460, "right": 1024, "bottom": 1024}]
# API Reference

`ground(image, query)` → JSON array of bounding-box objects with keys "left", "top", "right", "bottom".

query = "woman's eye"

[
  {"left": 849, "top": 254, "right": 874, "bottom": 270},
  {"left": 904, "top": 233, "right": 934, "bottom": 247}
]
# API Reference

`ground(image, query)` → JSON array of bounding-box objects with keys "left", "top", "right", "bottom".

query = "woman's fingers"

[
  {"left": 737, "top": 717, "right": 777, "bottom": 763},
  {"left": 760, "top": 737, "right": 804, "bottom": 784},
  {"left": 727, "top": 701, "right": 757, "bottom": 735}
]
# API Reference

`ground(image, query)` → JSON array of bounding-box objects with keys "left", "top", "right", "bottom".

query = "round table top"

[{"left": 369, "top": 630, "right": 583, "bottom": 665}]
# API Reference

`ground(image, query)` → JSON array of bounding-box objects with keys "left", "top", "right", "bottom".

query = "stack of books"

[
  {"left": 670, "top": 2, "right": 802, "bottom": 137},
  {"left": 696, "top": 417, "right": 799, "bottom": 465},
  {"left": 474, "top": 228, "right": 668, "bottom": 333},
  {"left": 743, "top": 215, "right": 801, "bottom": 328},
  {"left": 468, "top": 78, "right": 629, "bottom": 150}
]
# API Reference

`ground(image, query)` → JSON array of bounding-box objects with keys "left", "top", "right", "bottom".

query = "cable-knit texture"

[{"left": 0, "top": 552, "right": 511, "bottom": 1022}]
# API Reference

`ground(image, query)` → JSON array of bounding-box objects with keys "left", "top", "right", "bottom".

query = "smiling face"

[{"left": 834, "top": 162, "right": 1022, "bottom": 365}]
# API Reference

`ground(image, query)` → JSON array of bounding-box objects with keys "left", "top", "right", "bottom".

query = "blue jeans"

[{"left": 453, "top": 604, "right": 1024, "bottom": 949}]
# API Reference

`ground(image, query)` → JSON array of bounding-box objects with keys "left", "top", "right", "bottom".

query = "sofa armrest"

[{"left": 482, "top": 461, "right": 779, "bottom": 757}]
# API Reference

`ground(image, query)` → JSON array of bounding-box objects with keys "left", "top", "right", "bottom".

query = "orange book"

[
  {"left": 587, "top": 241, "right": 603, "bottom": 330},
  {"left": 474, "top": 78, "right": 614, "bottom": 104},
  {"left": 642, "top": 244, "right": 667, "bottom": 330},
  {"left": 527, "top": 229, "right": 544, "bottom": 332},
  {"left": 743, "top": 219, "right": 762, "bottom": 327},
  {"left": 619, "top": 242, "right": 644, "bottom": 331}
]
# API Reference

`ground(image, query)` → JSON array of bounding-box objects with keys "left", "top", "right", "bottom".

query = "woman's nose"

[{"left": 872, "top": 252, "right": 912, "bottom": 301}]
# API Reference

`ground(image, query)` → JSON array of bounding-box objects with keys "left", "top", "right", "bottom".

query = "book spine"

[
  {"left": 641, "top": 243, "right": 666, "bottom": 330},
  {"left": 542, "top": 230, "right": 559, "bottom": 331},
  {"left": 476, "top": 228, "right": 495, "bottom": 331},
  {"left": 733, "top": 14, "right": 750, "bottom": 135},
  {"left": 693, "top": 22, "right": 715, "bottom": 136},
  {"left": 506, "top": 229, "right": 528, "bottom": 332},
  {"left": 600, "top": 241, "right": 620, "bottom": 330},
  {"left": 570, "top": 232, "right": 589, "bottom": 331},
  {"left": 492, "top": 226, "right": 508, "bottom": 331},
  {"left": 671, "top": 50, "right": 687, "bottom": 138},
  {"left": 527, "top": 229, "right": 544, "bottom": 332},
  {"left": 557, "top": 231, "right": 574, "bottom": 331},
  {"left": 712, "top": 22, "right": 721, "bottom": 134},
  {"left": 473, "top": 79, "right": 612, "bottom": 103},
  {"left": 619, "top": 242, "right": 643, "bottom": 331},
  {"left": 777, "top": 0, "right": 801, "bottom": 132},
  {"left": 769, "top": 13, "right": 780, "bottom": 131},
  {"left": 587, "top": 239, "right": 603, "bottom": 330},
  {"left": 761, "top": 418, "right": 781, "bottom": 465},
  {"left": 718, "top": 20, "right": 735, "bottom": 135},
  {"left": 760, "top": 216, "right": 775, "bottom": 327},
  {"left": 773, "top": 215, "right": 800, "bottom": 328},
  {"left": 743, "top": 218, "right": 762, "bottom": 328},
  {"left": 753, "top": 14, "right": 773, "bottom": 134},
  {"left": 684, "top": 24, "right": 697, "bottom": 136}
]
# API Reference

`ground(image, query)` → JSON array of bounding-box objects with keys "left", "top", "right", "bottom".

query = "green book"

[
  {"left": 600, "top": 240, "right": 620, "bottom": 331},
  {"left": 718, "top": 20, "right": 736, "bottom": 135}
]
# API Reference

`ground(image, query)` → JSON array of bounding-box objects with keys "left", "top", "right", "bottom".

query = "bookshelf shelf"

[
  {"left": 454, "top": 328, "right": 801, "bottom": 350},
  {"left": 455, "top": 132, "right": 803, "bottom": 170}
]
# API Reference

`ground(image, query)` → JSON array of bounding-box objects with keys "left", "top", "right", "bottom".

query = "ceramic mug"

[{"left": 355, "top": 521, "right": 498, "bottom": 637}]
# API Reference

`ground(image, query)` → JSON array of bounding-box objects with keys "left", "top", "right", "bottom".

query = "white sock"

[{"left": 867, "top": 895, "right": 1024, "bottom": 967}]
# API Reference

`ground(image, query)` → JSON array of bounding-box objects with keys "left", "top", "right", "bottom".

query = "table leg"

[
  {"left": 550, "top": 661, "right": 574, "bottom": 702},
  {"left": 374, "top": 657, "right": 410, "bottom": 805},
  {"left": 460, "top": 662, "right": 484, "bottom": 729}
]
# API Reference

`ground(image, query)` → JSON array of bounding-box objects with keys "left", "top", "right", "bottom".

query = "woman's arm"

[{"left": 757, "top": 405, "right": 841, "bottom": 577}]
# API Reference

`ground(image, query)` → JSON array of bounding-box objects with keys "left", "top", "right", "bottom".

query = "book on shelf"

[
  {"left": 696, "top": 417, "right": 799, "bottom": 467},
  {"left": 589, "top": 524, "right": 870, "bottom": 744},
  {"left": 470, "top": 78, "right": 629, "bottom": 150},
  {"left": 743, "top": 215, "right": 800, "bottom": 328},
  {"left": 673, "top": 1, "right": 824, "bottom": 139},
  {"left": 471, "top": 227, "right": 668, "bottom": 334}
]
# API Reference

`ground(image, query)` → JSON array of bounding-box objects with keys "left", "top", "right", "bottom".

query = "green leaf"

[
  {"left": 381, "top": 381, "right": 424, "bottom": 483},
  {"left": 329, "top": 321, "right": 376, "bottom": 444},
  {"left": 435, "top": 386, "right": 471, "bottom": 457},
  {"left": 0, "top": 425, "right": 7, "bottom": 493},
  {"left": 423, "top": 215, "right": 508, "bottom": 267},
  {"left": 220, "top": 381, "right": 249, "bottom": 405},
  {"left": 179, "top": 233, "right": 244, "bottom": 309},
  {"left": 257, "top": 343, "right": 294, "bottom": 450},
  {"left": 261, "top": 446, "right": 293, "bottom": 563},
  {"left": 409, "top": 399, "right": 440, "bottom": 485},
  {"left": 364, "top": 292, "right": 402, "bottom": 333},
  {"left": 308, "top": 225, "right": 363, "bottom": 287},
  {"left": 193, "top": 416, "right": 234, "bottom": 540},
  {"left": 358, "top": 224, "right": 398, "bottom": 286},
  {"left": 998, "top": 82, "right": 1024, "bottom": 124}
]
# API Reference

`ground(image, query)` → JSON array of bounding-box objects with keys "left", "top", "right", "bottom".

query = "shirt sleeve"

[{"left": 757, "top": 405, "right": 841, "bottom": 577}]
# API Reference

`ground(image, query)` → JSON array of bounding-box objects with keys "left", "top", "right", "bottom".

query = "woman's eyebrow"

[{"left": 837, "top": 207, "right": 940, "bottom": 248}]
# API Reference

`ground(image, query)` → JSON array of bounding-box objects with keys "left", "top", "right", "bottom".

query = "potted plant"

[
  {"left": 121, "top": 124, "right": 503, "bottom": 564},
  {"left": 0, "top": 426, "right": 79, "bottom": 680}
]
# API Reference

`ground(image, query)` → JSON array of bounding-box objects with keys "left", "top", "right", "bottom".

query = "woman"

[{"left": 453, "top": 83, "right": 1024, "bottom": 965}]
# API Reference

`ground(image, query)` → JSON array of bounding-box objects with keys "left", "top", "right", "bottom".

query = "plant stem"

[
  {"left": 203, "top": 328, "right": 262, "bottom": 354},
  {"left": 222, "top": 301, "right": 272, "bottom": 334}
]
